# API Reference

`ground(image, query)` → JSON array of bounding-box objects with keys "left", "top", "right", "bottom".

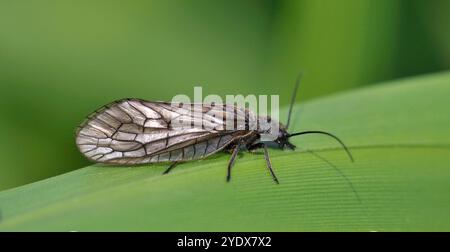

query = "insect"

[{"left": 75, "top": 76, "right": 353, "bottom": 183}]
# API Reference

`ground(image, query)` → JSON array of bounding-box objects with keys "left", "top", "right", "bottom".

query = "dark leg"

[
  {"left": 227, "top": 143, "right": 241, "bottom": 182},
  {"left": 247, "top": 143, "right": 265, "bottom": 152},
  {"left": 163, "top": 162, "right": 178, "bottom": 175},
  {"left": 263, "top": 144, "right": 279, "bottom": 184}
]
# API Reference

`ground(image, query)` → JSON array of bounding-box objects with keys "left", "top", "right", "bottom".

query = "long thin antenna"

[
  {"left": 285, "top": 73, "right": 303, "bottom": 130},
  {"left": 288, "top": 130, "right": 354, "bottom": 162}
]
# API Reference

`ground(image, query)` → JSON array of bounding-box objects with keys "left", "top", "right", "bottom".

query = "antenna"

[
  {"left": 285, "top": 73, "right": 303, "bottom": 130},
  {"left": 288, "top": 130, "right": 354, "bottom": 162}
]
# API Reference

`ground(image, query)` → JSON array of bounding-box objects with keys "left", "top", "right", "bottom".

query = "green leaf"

[{"left": 0, "top": 72, "right": 449, "bottom": 231}]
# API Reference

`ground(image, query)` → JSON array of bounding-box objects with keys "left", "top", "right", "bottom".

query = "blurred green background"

[{"left": 0, "top": 0, "right": 449, "bottom": 191}]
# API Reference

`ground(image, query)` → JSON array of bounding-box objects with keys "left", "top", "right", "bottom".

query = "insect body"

[{"left": 75, "top": 77, "right": 353, "bottom": 183}]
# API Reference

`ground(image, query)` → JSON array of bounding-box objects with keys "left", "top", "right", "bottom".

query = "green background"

[{"left": 0, "top": 0, "right": 449, "bottom": 231}]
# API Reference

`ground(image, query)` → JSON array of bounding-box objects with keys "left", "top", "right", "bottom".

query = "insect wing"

[{"left": 75, "top": 99, "right": 249, "bottom": 164}]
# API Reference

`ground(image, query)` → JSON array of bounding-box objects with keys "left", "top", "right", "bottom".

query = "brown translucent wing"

[{"left": 75, "top": 98, "right": 250, "bottom": 164}]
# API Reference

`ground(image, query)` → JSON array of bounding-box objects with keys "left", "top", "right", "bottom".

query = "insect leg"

[
  {"left": 247, "top": 143, "right": 265, "bottom": 152},
  {"left": 163, "top": 162, "right": 179, "bottom": 175},
  {"left": 263, "top": 144, "right": 280, "bottom": 184},
  {"left": 227, "top": 143, "right": 241, "bottom": 182}
]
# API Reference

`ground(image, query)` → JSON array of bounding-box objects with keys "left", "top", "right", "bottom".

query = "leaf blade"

[{"left": 1, "top": 72, "right": 450, "bottom": 231}]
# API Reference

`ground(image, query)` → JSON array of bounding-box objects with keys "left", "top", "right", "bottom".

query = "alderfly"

[{"left": 75, "top": 76, "right": 353, "bottom": 183}]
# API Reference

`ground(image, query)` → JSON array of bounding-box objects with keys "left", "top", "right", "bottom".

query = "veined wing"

[{"left": 75, "top": 98, "right": 251, "bottom": 164}]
